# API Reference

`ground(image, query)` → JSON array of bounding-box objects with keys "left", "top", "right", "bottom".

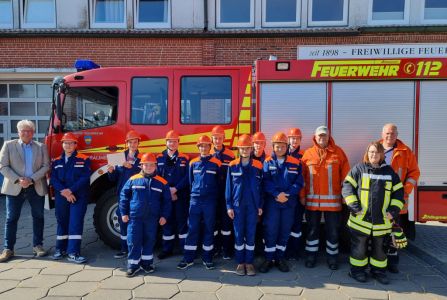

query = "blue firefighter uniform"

[
  {"left": 108, "top": 150, "right": 141, "bottom": 252},
  {"left": 286, "top": 147, "right": 305, "bottom": 258},
  {"left": 157, "top": 150, "right": 190, "bottom": 253},
  {"left": 251, "top": 150, "right": 266, "bottom": 254},
  {"left": 51, "top": 151, "right": 91, "bottom": 255},
  {"left": 226, "top": 158, "right": 263, "bottom": 264},
  {"left": 263, "top": 154, "right": 304, "bottom": 261},
  {"left": 211, "top": 145, "right": 235, "bottom": 257},
  {"left": 183, "top": 155, "right": 221, "bottom": 263},
  {"left": 120, "top": 172, "right": 171, "bottom": 269},
  {"left": 251, "top": 151, "right": 266, "bottom": 163}
]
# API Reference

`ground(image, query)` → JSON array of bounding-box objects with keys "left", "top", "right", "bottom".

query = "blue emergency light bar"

[{"left": 74, "top": 60, "right": 101, "bottom": 72}]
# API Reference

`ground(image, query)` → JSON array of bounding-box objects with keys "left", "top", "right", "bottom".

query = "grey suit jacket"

[{"left": 0, "top": 139, "right": 50, "bottom": 196}]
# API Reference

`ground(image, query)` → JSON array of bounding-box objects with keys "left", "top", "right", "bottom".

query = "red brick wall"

[{"left": 0, "top": 33, "right": 446, "bottom": 68}]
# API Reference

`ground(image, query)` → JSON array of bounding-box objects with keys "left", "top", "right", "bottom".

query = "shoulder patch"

[
  {"left": 286, "top": 155, "right": 300, "bottom": 165},
  {"left": 130, "top": 173, "right": 144, "bottom": 180},
  {"left": 223, "top": 148, "right": 236, "bottom": 159},
  {"left": 252, "top": 159, "right": 263, "bottom": 170},
  {"left": 229, "top": 158, "right": 240, "bottom": 166},
  {"left": 76, "top": 153, "right": 89, "bottom": 160},
  {"left": 210, "top": 157, "right": 222, "bottom": 167},
  {"left": 154, "top": 175, "right": 168, "bottom": 185}
]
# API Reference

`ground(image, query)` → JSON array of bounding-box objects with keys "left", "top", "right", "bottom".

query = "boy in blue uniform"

[
  {"left": 177, "top": 135, "right": 221, "bottom": 270},
  {"left": 120, "top": 153, "right": 172, "bottom": 277},
  {"left": 107, "top": 130, "right": 142, "bottom": 259},
  {"left": 157, "top": 130, "right": 190, "bottom": 259},
  {"left": 226, "top": 134, "right": 263, "bottom": 276},
  {"left": 259, "top": 132, "right": 304, "bottom": 273},
  {"left": 51, "top": 133, "right": 91, "bottom": 264}
]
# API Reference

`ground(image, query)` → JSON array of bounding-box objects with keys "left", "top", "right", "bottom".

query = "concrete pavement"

[{"left": 0, "top": 200, "right": 446, "bottom": 299}]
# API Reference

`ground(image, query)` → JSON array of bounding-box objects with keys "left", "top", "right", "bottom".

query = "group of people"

[{"left": 0, "top": 120, "right": 420, "bottom": 285}]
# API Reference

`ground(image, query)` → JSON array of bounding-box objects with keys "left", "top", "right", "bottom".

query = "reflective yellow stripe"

[
  {"left": 392, "top": 182, "right": 404, "bottom": 191},
  {"left": 348, "top": 219, "right": 371, "bottom": 235},
  {"left": 350, "top": 215, "right": 373, "bottom": 229},
  {"left": 391, "top": 199, "right": 404, "bottom": 209},
  {"left": 385, "top": 181, "right": 392, "bottom": 191},
  {"left": 370, "top": 257, "right": 387, "bottom": 268},
  {"left": 393, "top": 231, "right": 404, "bottom": 237},
  {"left": 383, "top": 190, "right": 391, "bottom": 217},
  {"left": 372, "top": 222, "right": 392, "bottom": 230},
  {"left": 350, "top": 256, "right": 368, "bottom": 267},
  {"left": 372, "top": 229, "right": 392, "bottom": 236},
  {"left": 362, "top": 175, "right": 370, "bottom": 189},
  {"left": 345, "top": 175, "right": 358, "bottom": 188},
  {"left": 360, "top": 175, "right": 370, "bottom": 209},
  {"left": 345, "top": 195, "right": 358, "bottom": 205}
]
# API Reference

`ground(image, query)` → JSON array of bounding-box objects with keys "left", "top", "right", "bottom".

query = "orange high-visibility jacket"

[
  {"left": 301, "top": 137, "right": 350, "bottom": 212},
  {"left": 380, "top": 139, "right": 420, "bottom": 214}
]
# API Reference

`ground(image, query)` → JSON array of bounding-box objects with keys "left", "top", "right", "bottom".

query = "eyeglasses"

[
  {"left": 63, "top": 142, "right": 77, "bottom": 145},
  {"left": 368, "top": 151, "right": 379, "bottom": 154}
]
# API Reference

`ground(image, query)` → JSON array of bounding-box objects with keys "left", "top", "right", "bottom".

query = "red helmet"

[
  {"left": 211, "top": 125, "right": 225, "bottom": 137},
  {"left": 237, "top": 134, "right": 252, "bottom": 148},
  {"left": 288, "top": 128, "right": 302, "bottom": 138},
  {"left": 252, "top": 132, "right": 266, "bottom": 143},
  {"left": 271, "top": 132, "right": 288, "bottom": 144},
  {"left": 165, "top": 130, "right": 180, "bottom": 141},
  {"left": 125, "top": 130, "right": 141, "bottom": 142},
  {"left": 196, "top": 135, "right": 212, "bottom": 146},
  {"left": 140, "top": 152, "right": 157, "bottom": 164},
  {"left": 61, "top": 133, "right": 78, "bottom": 143}
]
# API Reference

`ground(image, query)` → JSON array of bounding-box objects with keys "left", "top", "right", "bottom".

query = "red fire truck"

[{"left": 47, "top": 57, "right": 447, "bottom": 249}]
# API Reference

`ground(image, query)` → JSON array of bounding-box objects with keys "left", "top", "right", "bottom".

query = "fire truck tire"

[{"left": 93, "top": 188, "right": 121, "bottom": 250}]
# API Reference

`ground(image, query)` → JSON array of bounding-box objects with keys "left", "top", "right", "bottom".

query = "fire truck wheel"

[{"left": 93, "top": 188, "right": 121, "bottom": 250}]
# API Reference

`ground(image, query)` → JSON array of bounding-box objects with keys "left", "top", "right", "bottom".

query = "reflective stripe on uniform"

[
  {"left": 290, "top": 231, "right": 302, "bottom": 238},
  {"left": 350, "top": 256, "right": 368, "bottom": 267},
  {"left": 184, "top": 245, "right": 197, "bottom": 250},
  {"left": 328, "top": 164, "right": 333, "bottom": 195},
  {"left": 221, "top": 230, "right": 231, "bottom": 236},
  {"left": 151, "top": 187, "right": 162, "bottom": 192},
  {"left": 276, "top": 244, "right": 286, "bottom": 251},
  {"left": 246, "top": 244, "right": 255, "bottom": 251},
  {"left": 234, "top": 244, "right": 244, "bottom": 251},
  {"left": 345, "top": 195, "right": 358, "bottom": 205},
  {"left": 162, "top": 235, "right": 175, "bottom": 241},
  {"left": 391, "top": 199, "right": 404, "bottom": 209},
  {"left": 345, "top": 175, "right": 358, "bottom": 188},
  {"left": 393, "top": 182, "right": 404, "bottom": 191},
  {"left": 141, "top": 255, "right": 153, "bottom": 260},
  {"left": 370, "top": 257, "right": 387, "bottom": 268},
  {"left": 305, "top": 246, "right": 319, "bottom": 252},
  {"left": 132, "top": 185, "right": 145, "bottom": 189},
  {"left": 120, "top": 235, "right": 127, "bottom": 240},
  {"left": 206, "top": 170, "right": 216, "bottom": 174},
  {"left": 264, "top": 246, "right": 276, "bottom": 252},
  {"left": 309, "top": 166, "right": 314, "bottom": 195},
  {"left": 128, "top": 259, "right": 140, "bottom": 265},
  {"left": 326, "top": 248, "right": 338, "bottom": 255},
  {"left": 406, "top": 178, "right": 417, "bottom": 186},
  {"left": 306, "top": 194, "right": 341, "bottom": 200},
  {"left": 306, "top": 239, "right": 319, "bottom": 246},
  {"left": 57, "top": 235, "right": 68, "bottom": 240},
  {"left": 68, "top": 235, "right": 82, "bottom": 239},
  {"left": 202, "top": 244, "right": 214, "bottom": 251},
  {"left": 178, "top": 233, "right": 187, "bottom": 239}
]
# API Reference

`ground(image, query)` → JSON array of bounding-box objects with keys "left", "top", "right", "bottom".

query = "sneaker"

[
  {"left": 235, "top": 264, "right": 245, "bottom": 276},
  {"left": 276, "top": 259, "right": 290, "bottom": 272},
  {"left": 114, "top": 251, "right": 128, "bottom": 259},
  {"left": 52, "top": 249, "right": 66, "bottom": 260},
  {"left": 0, "top": 249, "right": 14, "bottom": 263},
  {"left": 141, "top": 264, "right": 155, "bottom": 274},
  {"left": 157, "top": 251, "right": 173, "bottom": 260},
  {"left": 33, "top": 245, "right": 48, "bottom": 257},
  {"left": 126, "top": 267, "right": 140, "bottom": 277},
  {"left": 177, "top": 260, "right": 194, "bottom": 270},
  {"left": 67, "top": 253, "right": 87, "bottom": 264},
  {"left": 387, "top": 264, "right": 399, "bottom": 274},
  {"left": 202, "top": 261, "right": 215, "bottom": 270},
  {"left": 371, "top": 271, "right": 390, "bottom": 285},
  {"left": 246, "top": 264, "right": 256, "bottom": 276},
  {"left": 349, "top": 271, "right": 367, "bottom": 283},
  {"left": 259, "top": 260, "right": 274, "bottom": 273}
]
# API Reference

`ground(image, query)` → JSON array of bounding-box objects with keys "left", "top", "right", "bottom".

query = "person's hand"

[
  {"left": 170, "top": 187, "right": 178, "bottom": 201},
  {"left": 159, "top": 217, "right": 167, "bottom": 226},
  {"left": 60, "top": 189, "right": 72, "bottom": 198},
  {"left": 258, "top": 208, "right": 263, "bottom": 216},
  {"left": 107, "top": 165, "right": 114, "bottom": 173},
  {"left": 122, "top": 215, "right": 129, "bottom": 223},
  {"left": 276, "top": 192, "right": 288, "bottom": 203},
  {"left": 171, "top": 194, "right": 178, "bottom": 201},
  {"left": 123, "top": 161, "right": 132, "bottom": 169},
  {"left": 299, "top": 197, "right": 306, "bottom": 206},
  {"left": 66, "top": 194, "right": 76, "bottom": 203},
  {"left": 227, "top": 209, "right": 234, "bottom": 219},
  {"left": 18, "top": 177, "right": 32, "bottom": 188}
]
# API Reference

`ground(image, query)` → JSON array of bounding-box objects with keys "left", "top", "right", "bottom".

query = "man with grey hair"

[{"left": 0, "top": 120, "right": 50, "bottom": 262}]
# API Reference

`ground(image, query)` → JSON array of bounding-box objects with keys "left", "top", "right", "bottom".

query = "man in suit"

[{"left": 0, "top": 120, "right": 50, "bottom": 262}]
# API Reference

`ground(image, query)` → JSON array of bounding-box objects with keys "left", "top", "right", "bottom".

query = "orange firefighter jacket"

[
  {"left": 380, "top": 138, "right": 420, "bottom": 214},
  {"left": 301, "top": 136, "right": 350, "bottom": 212}
]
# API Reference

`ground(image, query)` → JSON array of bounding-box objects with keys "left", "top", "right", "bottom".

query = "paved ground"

[{"left": 0, "top": 200, "right": 447, "bottom": 300}]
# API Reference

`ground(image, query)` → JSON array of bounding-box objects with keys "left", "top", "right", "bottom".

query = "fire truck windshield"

[{"left": 60, "top": 86, "right": 118, "bottom": 132}]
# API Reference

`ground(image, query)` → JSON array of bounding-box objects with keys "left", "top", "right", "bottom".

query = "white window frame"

[
  {"left": 368, "top": 0, "right": 409, "bottom": 25},
  {"left": 421, "top": 0, "right": 447, "bottom": 24},
  {"left": 308, "top": 0, "right": 348, "bottom": 27},
  {"left": 262, "top": 0, "right": 301, "bottom": 27},
  {"left": 91, "top": 0, "right": 127, "bottom": 29},
  {"left": 0, "top": 0, "right": 13, "bottom": 29},
  {"left": 21, "top": 0, "right": 56, "bottom": 29},
  {"left": 216, "top": 0, "right": 255, "bottom": 28},
  {"left": 134, "top": 0, "right": 171, "bottom": 28}
]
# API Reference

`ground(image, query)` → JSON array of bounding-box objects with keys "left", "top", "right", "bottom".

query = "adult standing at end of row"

[{"left": 0, "top": 120, "right": 50, "bottom": 262}]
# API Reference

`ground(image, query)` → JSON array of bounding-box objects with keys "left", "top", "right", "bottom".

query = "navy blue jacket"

[
  {"left": 225, "top": 158, "right": 263, "bottom": 210},
  {"left": 108, "top": 150, "right": 141, "bottom": 195},
  {"left": 120, "top": 172, "right": 172, "bottom": 220},
  {"left": 156, "top": 150, "right": 189, "bottom": 196},
  {"left": 251, "top": 151, "right": 266, "bottom": 163},
  {"left": 189, "top": 155, "right": 222, "bottom": 198}
]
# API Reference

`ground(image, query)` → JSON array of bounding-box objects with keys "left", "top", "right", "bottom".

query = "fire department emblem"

[{"left": 84, "top": 135, "right": 92, "bottom": 145}]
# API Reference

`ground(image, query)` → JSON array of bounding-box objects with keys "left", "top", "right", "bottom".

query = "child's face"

[{"left": 141, "top": 162, "right": 156, "bottom": 174}]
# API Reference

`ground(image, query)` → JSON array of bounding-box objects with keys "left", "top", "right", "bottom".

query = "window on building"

[
  {"left": 423, "top": 0, "right": 447, "bottom": 22},
  {"left": 135, "top": 0, "right": 170, "bottom": 28},
  {"left": 217, "top": 0, "right": 254, "bottom": 28},
  {"left": 131, "top": 77, "right": 168, "bottom": 125},
  {"left": 181, "top": 76, "right": 231, "bottom": 124},
  {"left": 0, "top": 0, "right": 13, "bottom": 28},
  {"left": 262, "top": 0, "right": 301, "bottom": 27},
  {"left": 308, "top": 0, "right": 348, "bottom": 26},
  {"left": 92, "top": 0, "right": 126, "bottom": 28},
  {"left": 22, "top": 0, "right": 56, "bottom": 28},
  {"left": 0, "top": 84, "right": 7, "bottom": 98},
  {"left": 369, "top": 0, "right": 408, "bottom": 23},
  {"left": 10, "top": 84, "right": 35, "bottom": 98},
  {"left": 62, "top": 86, "right": 118, "bottom": 131}
]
